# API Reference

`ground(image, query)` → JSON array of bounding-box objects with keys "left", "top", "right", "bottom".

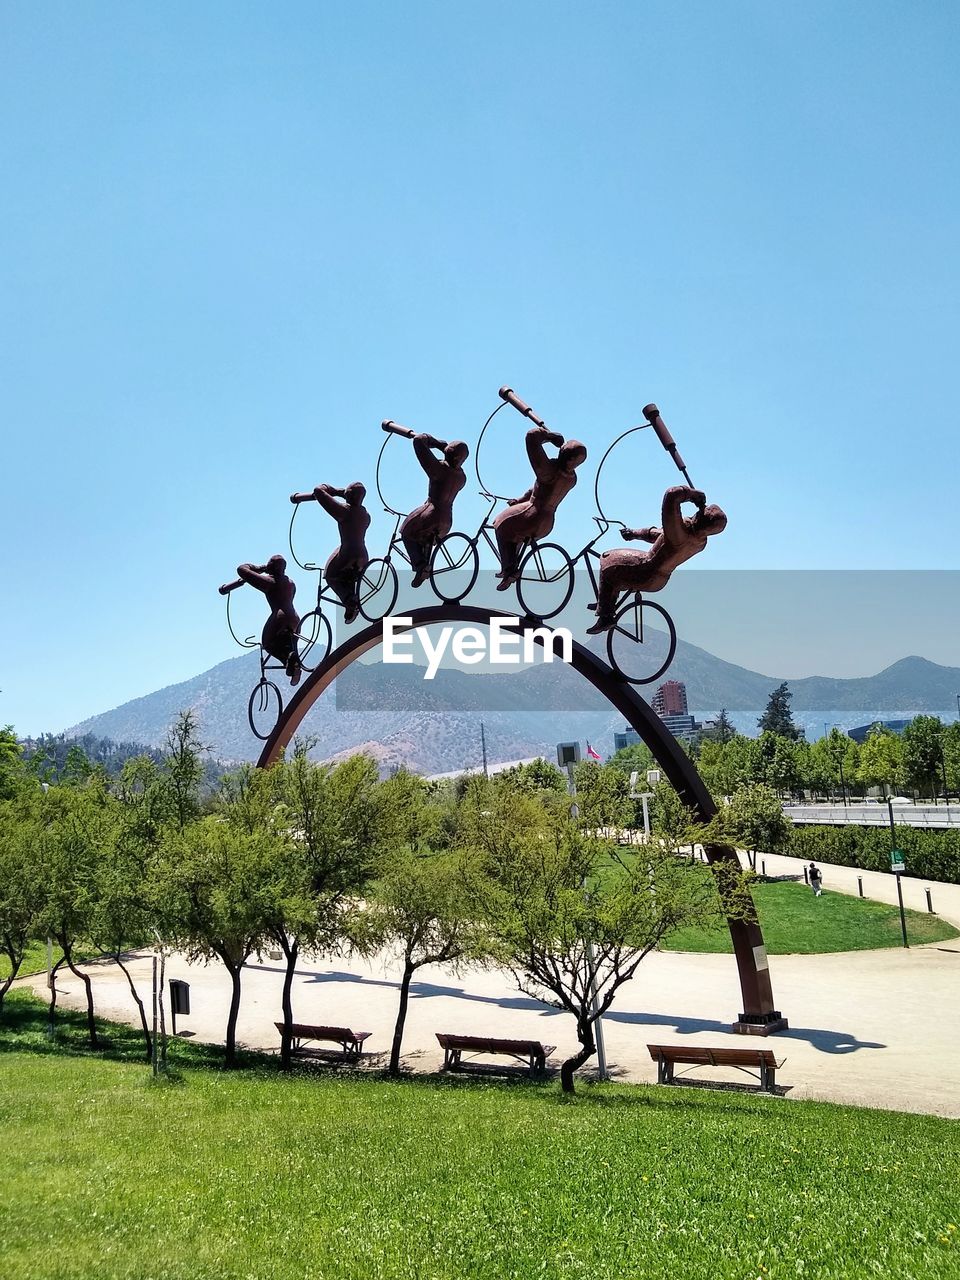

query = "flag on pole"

[{"left": 586, "top": 742, "right": 603, "bottom": 762}]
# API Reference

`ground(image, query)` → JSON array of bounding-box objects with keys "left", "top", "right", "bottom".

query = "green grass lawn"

[
  {"left": 663, "top": 879, "right": 960, "bottom": 954},
  {"left": 0, "top": 939, "right": 64, "bottom": 982},
  {"left": 1, "top": 993, "right": 959, "bottom": 1280}
]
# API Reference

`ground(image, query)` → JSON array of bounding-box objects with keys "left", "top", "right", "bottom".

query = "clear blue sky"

[{"left": 2, "top": 2, "right": 958, "bottom": 733}]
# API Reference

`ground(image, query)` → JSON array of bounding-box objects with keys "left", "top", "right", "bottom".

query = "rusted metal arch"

[{"left": 257, "top": 605, "right": 786, "bottom": 1034}]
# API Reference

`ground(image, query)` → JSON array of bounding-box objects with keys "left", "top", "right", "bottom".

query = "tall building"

[{"left": 653, "top": 680, "right": 688, "bottom": 717}]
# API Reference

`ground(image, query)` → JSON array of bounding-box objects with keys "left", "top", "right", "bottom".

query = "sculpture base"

[{"left": 732, "top": 1012, "right": 789, "bottom": 1036}]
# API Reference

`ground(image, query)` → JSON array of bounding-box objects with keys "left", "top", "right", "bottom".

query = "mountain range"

[{"left": 64, "top": 630, "right": 960, "bottom": 776}]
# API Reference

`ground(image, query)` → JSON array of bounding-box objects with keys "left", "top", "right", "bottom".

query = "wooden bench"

[
  {"left": 437, "top": 1033, "right": 556, "bottom": 1078},
  {"left": 648, "top": 1043, "right": 783, "bottom": 1093},
  {"left": 275, "top": 1022, "right": 371, "bottom": 1061}
]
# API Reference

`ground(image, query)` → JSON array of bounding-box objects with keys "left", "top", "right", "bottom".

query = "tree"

[
  {"left": 368, "top": 846, "right": 480, "bottom": 1075},
  {"left": 0, "top": 727, "right": 24, "bottom": 800},
  {"left": 571, "top": 761, "right": 633, "bottom": 831},
  {"left": 902, "top": 716, "right": 945, "bottom": 800},
  {"left": 496, "top": 757, "right": 567, "bottom": 794},
  {"left": 463, "top": 782, "right": 725, "bottom": 1093},
  {"left": 703, "top": 709, "right": 736, "bottom": 744},
  {"left": 857, "top": 725, "right": 904, "bottom": 796},
  {"left": 608, "top": 741, "right": 656, "bottom": 775},
  {"left": 758, "top": 683, "right": 804, "bottom": 740},
  {"left": 161, "top": 711, "right": 209, "bottom": 832},
  {"left": 944, "top": 723, "right": 960, "bottom": 797},
  {"left": 806, "top": 730, "right": 859, "bottom": 801},
  {"left": 156, "top": 815, "right": 283, "bottom": 1066},
  {"left": 33, "top": 774, "right": 116, "bottom": 1045},
  {"left": 269, "top": 748, "right": 383, "bottom": 1068},
  {"left": 697, "top": 734, "right": 758, "bottom": 800},
  {"left": 715, "top": 783, "right": 791, "bottom": 870},
  {"left": 0, "top": 785, "right": 44, "bottom": 1012},
  {"left": 752, "top": 731, "right": 803, "bottom": 798}
]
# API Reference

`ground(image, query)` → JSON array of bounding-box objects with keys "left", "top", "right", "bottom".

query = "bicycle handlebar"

[
  {"left": 219, "top": 579, "right": 244, "bottom": 595},
  {"left": 289, "top": 491, "right": 316, "bottom": 504},
  {"left": 381, "top": 419, "right": 416, "bottom": 440},
  {"left": 642, "top": 403, "right": 693, "bottom": 484},
  {"left": 498, "top": 386, "right": 547, "bottom": 429}
]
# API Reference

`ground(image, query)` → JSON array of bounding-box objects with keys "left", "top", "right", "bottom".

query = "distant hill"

[{"left": 62, "top": 632, "right": 960, "bottom": 776}]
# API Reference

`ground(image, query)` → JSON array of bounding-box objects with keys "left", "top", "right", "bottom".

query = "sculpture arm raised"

[
  {"left": 313, "top": 485, "right": 349, "bottom": 523},
  {"left": 661, "top": 485, "right": 706, "bottom": 543},
  {"left": 236, "top": 563, "right": 275, "bottom": 592},
  {"left": 525, "top": 427, "right": 563, "bottom": 483},
  {"left": 413, "top": 433, "right": 446, "bottom": 480}
]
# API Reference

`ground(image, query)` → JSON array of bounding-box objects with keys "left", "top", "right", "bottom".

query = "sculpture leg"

[{"left": 586, "top": 561, "right": 626, "bottom": 633}]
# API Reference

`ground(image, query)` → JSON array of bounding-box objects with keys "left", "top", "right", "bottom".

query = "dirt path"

[{"left": 20, "top": 937, "right": 960, "bottom": 1119}]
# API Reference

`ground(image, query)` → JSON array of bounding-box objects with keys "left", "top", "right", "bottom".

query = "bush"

[{"left": 789, "top": 824, "right": 960, "bottom": 884}]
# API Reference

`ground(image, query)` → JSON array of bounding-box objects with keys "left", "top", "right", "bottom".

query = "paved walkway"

[{"left": 21, "top": 933, "right": 960, "bottom": 1120}]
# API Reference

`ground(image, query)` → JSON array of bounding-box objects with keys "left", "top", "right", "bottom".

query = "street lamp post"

[
  {"left": 887, "top": 797, "right": 909, "bottom": 949},
  {"left": 826, "top": 724, "right": 848, "bottom": 807}
]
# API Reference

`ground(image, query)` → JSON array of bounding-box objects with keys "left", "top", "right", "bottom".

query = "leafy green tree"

[
  {"left": 807, "top": 729, "right": 859, "bottom": 801},
  {"left": 703, "top": 709, "right": 737, "bottom": 744},
  {"left": 267, "top": 748, "right": 383, "bottom": 1066},
  {"left": 751, "top": 731, "right": 803, "bottom": 797},
  {"left": 0, "top": 727, "right": 24, "bottom": 800},
  {"left": 156, "top": 815, "right": 286, "bottom": 1066},
  {"left": 463, "top": 782, "right": 722, "bottom": 1093},
  {"left": 33, "top": 776, "right": 116, "bottom": 1045},
  {"left": 161, "top": 711, "right": 209, "bottom": 832},
  {"left": 714, "top": 783, "right": 791, "bottom": 870},
  {"left": 495, "top": 757, "right": 567, "bottom": 794},
  {"left": 857, "top": 725, "right": 904, "bottom": 796},
  {"left": 608, "top": 741, "right": 656, "bottom": 775},
  {"left": 0, "top": 785, "right": 44, "bottom": 1012},
  {"left": 572, "top": 760, "right": 633, "bottom": 831},
  {"left": 368, "top": 846, "right": 481, "bottom": 1075},
  {"left": 944, "top": 723, "right": 960, "bottom": 797},
  {"left": 758, "top": 683, "right": 804, "bottom": 740},
  {"left": 696, "top": 734, "right": 758, "bottom": 799},
  {"left": 902, "top": 716, "right": 945, "bottom": 800}
]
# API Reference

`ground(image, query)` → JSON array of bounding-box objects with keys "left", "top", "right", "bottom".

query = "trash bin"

[{"left": 169, "top": 978, "right": 190, "bottom": 1034}]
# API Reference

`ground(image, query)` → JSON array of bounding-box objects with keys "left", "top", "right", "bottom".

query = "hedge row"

[{"left": 789, "top": 824, "right": 960, "bottom": 885}]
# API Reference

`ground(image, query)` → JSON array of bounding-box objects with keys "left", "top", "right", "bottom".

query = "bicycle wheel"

[
  {"left": 606, "top": 598, "right": 677, "bottom": 685},
  {"left": 248, "top": 679, "right": 283, "bottom": 741},
  {"left": 295, "top": 608, "right": 332, "bottom": 673},
  {"left": 358, "top": 558, "right": 399, "bottom": 623},
  {"left": 429, "top": 533, "right": 479, "bottom": 604},
  {"left": 515, "top": 542, "right": 575, "bottom": 621}
]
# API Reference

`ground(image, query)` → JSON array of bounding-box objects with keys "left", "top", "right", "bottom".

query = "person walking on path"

[{"left": 808, "top": 862, "right": 823, "bottom": 897}]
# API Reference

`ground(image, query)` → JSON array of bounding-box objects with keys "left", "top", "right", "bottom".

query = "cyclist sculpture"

[
  {"left": 221, "top": 386, "right": 726, "bottom": 732},
  {"left": 385, "top": 423, "right": 470, "bottom": 588},
  {"left": 300, "top": 481, "right": 371, "bottom": 625},
  {"left": 586, "top": 484, "right": 727, "bottom": 634},
  {"left": 493, "top": 408, "right": 587, "bottom": 591},
  {"left": 219, "top": 556, "right": 303, "bottom": 685}
]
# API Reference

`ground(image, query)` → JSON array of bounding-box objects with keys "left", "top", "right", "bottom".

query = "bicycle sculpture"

[
  {"left": 222, "top": 385, "right": 725, "bottom": 740},
  {"left": 218, "top": 556, "right": 311, "bottom": 740}
]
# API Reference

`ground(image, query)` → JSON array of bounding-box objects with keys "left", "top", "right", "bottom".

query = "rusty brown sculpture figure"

[
  {"left": 309, "top": 482, "right": 371, "bottom": 625},
  {"left": 388, "top": 425, "right": 469, "bottom": 587},
  {"left": 219, "top": 555, "right": 302, "bottom": 685},
  {"left": 586, "top": 486, "right": 727, "bottom": 633},
  {"left": 493, "top": 427, "right": 587, "bottom": 589}
]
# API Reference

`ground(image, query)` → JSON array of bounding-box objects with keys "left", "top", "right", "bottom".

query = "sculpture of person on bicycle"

[
  {"left": 585, "top": 485, "right": 727, "bottom": 633},
  {"left": 494, "top": 427, "right": 588, "bottom": 590},
  {"left": 401, "top": 433, "right": 469, "bottom": 587},
  {"left": 230, "top": 556, "right": 303, "bottom": 685},
  {"left": 312, "top": 481, "right": 371, "bottom": 624}
]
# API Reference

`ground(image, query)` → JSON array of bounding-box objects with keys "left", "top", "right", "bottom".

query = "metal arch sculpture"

[{"left": 255, "top": 603, "right": 787, "bottom": 1036}]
